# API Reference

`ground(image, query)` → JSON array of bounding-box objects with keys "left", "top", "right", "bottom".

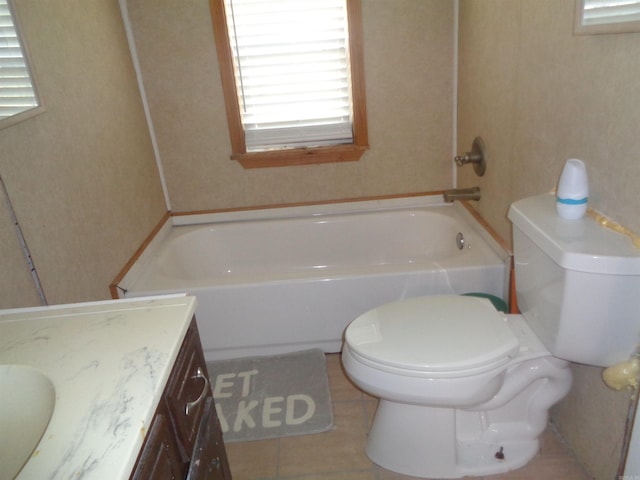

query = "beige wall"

[
  {"left": 0, "top": 183, "right": 41, "bottom": 307},
  {"left": 126, "top": 0, "right": 455, "bottom": 212},
  {"left": 458, "top": 1, "right": 640, "bottom": 478},
  {"left": 0, "top": 0, "right": 167, "bottom": 306}
]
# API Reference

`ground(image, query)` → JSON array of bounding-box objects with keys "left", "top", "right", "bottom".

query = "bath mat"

[{"left": 207, "top": 349, "right": 333, "bottom": 442}]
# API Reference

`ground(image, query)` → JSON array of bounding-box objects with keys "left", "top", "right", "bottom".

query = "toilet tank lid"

[{"left": 508, "top": 194, "right": 640, "bottom": 275}]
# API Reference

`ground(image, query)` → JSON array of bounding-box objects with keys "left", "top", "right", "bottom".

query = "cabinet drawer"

[{"left": 165, "top": 321, "right": 212, "bottom": 459}]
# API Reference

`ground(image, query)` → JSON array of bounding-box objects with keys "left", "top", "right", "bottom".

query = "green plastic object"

[{"left": 462, "top": 293, "right": 508, "bottom": 313}]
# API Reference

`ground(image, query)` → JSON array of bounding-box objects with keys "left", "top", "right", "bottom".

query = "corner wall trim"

[{"left": 109, "top": 211, "right": 171, "bottom": 299}]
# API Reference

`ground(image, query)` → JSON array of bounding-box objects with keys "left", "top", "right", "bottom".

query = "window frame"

[
  {"left": 209, "top": 0, "right": 368, "bottom": 168},
  {"left": 0, "top": 0, "right": 44, "bottom": 130}
]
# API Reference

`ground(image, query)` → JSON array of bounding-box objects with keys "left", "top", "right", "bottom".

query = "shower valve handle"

[{"left": 454, "top": 136, "right": 486, "bottom": 177}]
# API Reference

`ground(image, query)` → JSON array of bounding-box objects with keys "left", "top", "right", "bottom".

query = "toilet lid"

[{"left": 345, "top": 295, "right": 519, "bottom": 376}]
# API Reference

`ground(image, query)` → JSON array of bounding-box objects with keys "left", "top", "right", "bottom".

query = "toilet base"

[{"left": 366, "top": 400, "right": 539, "bottom": 478}]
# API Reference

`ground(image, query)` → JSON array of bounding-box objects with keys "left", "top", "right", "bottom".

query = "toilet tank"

[{"left": 508, "top": 194, "right": 640, "bottom": 367}]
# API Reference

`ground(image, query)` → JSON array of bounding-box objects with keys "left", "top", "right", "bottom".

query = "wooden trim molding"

[
  {"left": 109, "top": 212, "right": 171, "bottom": 299},
  {"left": 459, "top": 202, "right": 511, "bottom": 255},
  {"left": 346, "top": 0, "right": 368, "bottom": 148},
  {"left": 458, "top": 202, "right": 515, "bottom": 311},
  {"left": 209, "top": 0, "right": 245, "bottom": 155},
  {"left": 509, "top": 256, "right": 519, "bottom": 314},
  {"left": 171, "top": 191, "right": 445, "bottom": 217},
  {"left": 232, "top": 144, "right": 368, "bottom": 169}
]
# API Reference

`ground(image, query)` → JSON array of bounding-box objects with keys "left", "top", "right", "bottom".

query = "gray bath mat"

[{"left": 207, "top": 349, "right": 333, "bottom": 442}]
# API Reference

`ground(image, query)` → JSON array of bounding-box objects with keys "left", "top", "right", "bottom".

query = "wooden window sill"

[{"left": 231, "top": 144, "right": 369, "bottom": 169}]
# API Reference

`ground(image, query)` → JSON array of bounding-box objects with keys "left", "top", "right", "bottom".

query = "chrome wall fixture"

[
  {"left": 443, "top": 186, "right": 481, "bottom": 203},
  {"left": 455, "top": 136, "right": 486, "bottom": 177}
]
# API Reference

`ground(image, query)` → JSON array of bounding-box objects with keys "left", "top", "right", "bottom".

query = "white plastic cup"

[{"left": 556, "top": 159, "right": 588, "bottom": 220}]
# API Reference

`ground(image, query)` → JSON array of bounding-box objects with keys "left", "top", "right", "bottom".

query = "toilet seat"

[{"left": 345, "top": 295, "right": 519, "bottom": 378}]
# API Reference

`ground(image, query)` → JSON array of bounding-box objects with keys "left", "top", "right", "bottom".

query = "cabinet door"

[
  {"left": 166, "top": 322, "right": 211, "bottom": 459},
  {"left": 131, "top": 414, "right": 186, "bottom": 480},
  {"left": 187, "top": 397, "right": 232, "bottom": 480}
]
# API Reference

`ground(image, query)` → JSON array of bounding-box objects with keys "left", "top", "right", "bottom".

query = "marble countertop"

[{"left": 0, "top": 294, "right": 197, "bottom": 480}]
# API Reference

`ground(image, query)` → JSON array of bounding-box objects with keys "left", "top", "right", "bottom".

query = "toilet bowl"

[
  {"left": 343, "top": 295, "right": 519, "bottom": 407},
  {"left": 342, "top": 294, "right": 572, "bottom": 478}
]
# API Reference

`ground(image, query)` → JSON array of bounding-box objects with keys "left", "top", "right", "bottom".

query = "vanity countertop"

[{"left": 0, "top": 294, "right": 197, "bottom": 480}]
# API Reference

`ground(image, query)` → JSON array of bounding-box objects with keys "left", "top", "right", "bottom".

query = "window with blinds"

[
  {"left": 223, "top": 0, "right": 354, "bottom": 152},
  {"left": 0, "top": 0, "right": 38, "bottom": 121},
  {"left": 582, "top": 0, "right": 640, "bottom": 25}
]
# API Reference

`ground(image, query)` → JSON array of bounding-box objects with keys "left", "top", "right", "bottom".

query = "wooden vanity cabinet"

[
  {"left": 131, "top": 414, "right": 186, "bottom": 480},
  {"left": 187, "top": 397, "right": 231, "bottom": 479},
  {"left": 131, "top": 318, "right": 231, "bottom": 480}
]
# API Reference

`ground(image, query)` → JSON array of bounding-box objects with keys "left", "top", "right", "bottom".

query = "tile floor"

[{"left": 224, "top": 354, "right": 593, "bottom": 480}]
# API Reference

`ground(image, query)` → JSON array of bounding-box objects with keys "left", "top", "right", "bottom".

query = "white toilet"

[{"left": 342, "top": 193, "right": 640, "bottom": 478}]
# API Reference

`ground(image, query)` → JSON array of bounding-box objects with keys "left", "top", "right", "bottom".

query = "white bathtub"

[{"left": 118, "top": 195, "right": 510, "bottom": 361}]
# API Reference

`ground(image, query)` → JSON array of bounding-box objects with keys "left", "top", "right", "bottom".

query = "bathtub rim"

[{"left": 111, "top": 193, "right": 511, "bottom": 300}]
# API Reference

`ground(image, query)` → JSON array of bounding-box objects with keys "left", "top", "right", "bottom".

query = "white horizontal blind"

[
  {"left": 0, "top": 0, "right": 37, "bottom": 119},
  {"left": 582, "top": 0, "right": 640, "bottom": 25},
  {"left": 224, "top": 0, "right": 353, "bottom": 151}
]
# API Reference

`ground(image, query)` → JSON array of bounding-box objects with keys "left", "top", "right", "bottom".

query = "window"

[
  {"left": 210, "top": 0, "right": 368, "bottom": 168},
  {"left": 575, "top": 0, "right": 640, "bottom": 34},
  {"left": 0, "top": 0, "right": 40, "bottom": 127}
]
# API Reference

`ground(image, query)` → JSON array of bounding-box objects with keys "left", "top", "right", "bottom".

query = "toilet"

[{"left": 342, "top": 193, "right": 640, "bottom": 478}]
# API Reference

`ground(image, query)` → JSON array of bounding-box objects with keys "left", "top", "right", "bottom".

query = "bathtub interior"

[
  {"left": 155, "top": 209, "right": 466, "bottom": 282},
  {"left": 119, "top": 196, "right": 511, "bottom": 361}
]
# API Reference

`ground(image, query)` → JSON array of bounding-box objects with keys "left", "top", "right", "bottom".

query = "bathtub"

[{"left": 117, "top": 195, "right": 510, "bottom": 361}]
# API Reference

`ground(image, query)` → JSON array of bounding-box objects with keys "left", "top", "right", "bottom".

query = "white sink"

[{"left": 0, "top": 365, "right": 55, "bottom": 479}]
